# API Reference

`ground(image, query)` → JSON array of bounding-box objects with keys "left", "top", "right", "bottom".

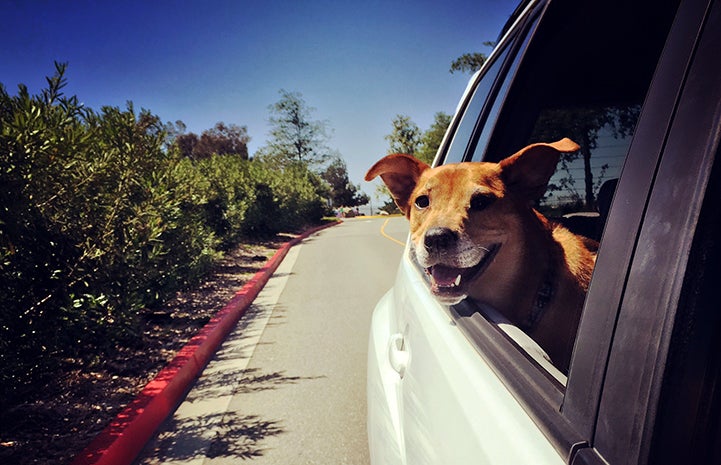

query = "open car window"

[{"left": 445, "top": 0, "right": 681, "bottom": 379}]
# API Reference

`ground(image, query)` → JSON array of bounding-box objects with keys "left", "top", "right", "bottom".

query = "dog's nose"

[{"left": 424, "top": 227, "right": 458, "bottom": 251}]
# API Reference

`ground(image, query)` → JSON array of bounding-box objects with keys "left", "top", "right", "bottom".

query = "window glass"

[
  {"left": 467, "top": 27, "right": 534, "bottom": 163},
  {"left": 442, "top": 46, "right": 510, "bottom": 165},
  {"left": 532, "top": 106, "right": 635, "bottom": 241},
  {"left": 456, "top": 0, "right": 680, "bottom": 378}
]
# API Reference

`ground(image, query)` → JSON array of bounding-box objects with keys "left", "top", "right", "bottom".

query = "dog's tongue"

[{"left": 430, "top": 265, "right": 461, "bottom": 287}]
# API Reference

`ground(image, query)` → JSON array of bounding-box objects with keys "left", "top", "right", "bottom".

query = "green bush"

[
  {"left": 191, "top": 156, "right": 330, "bottom": 239},
  {"left": 0, "top": 68, "right": 214, "bottom": 397},
  {"left": 243, "top": 160, "right": 324, "bottom": 235},
  {"left": 0, "top": 64, "right": 329, "bottom": 402}
]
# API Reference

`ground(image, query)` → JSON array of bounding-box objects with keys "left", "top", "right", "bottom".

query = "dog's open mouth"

[{"left": 424, "top": 244, "right": 499, "bottom": 304}]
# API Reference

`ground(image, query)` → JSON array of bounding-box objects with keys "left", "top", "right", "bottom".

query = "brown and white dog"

[{"left": 365, "top": 138, "right": 596, "bottom": 372}]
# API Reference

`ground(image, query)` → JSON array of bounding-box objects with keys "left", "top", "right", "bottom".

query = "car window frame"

[
  {"left": 591, "top": 1, "right": 721, "bottom": 463},
  {"left": 437, "top": 0, "right": 712, "bottom": 462},
  {"left": 435, "top": 0, "right": 544, "bottom": 167}
]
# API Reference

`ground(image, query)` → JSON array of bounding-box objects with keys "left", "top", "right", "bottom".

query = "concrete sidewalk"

[{"left": 136, "top": 245, "right": 303, "bottom": 464}]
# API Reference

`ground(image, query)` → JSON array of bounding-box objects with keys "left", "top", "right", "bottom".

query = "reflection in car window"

[
  {"left": 443, "top": 47, "right": 511, "bottom": 165},
  {"left": 468, "top": 27, "right": 534, "bottom": 163},
  {"left": 532, "top": 105, "right": 637, "bottom": 241},
  {"left": 460, "top": 0, "right": 680, "bottom": 378}
]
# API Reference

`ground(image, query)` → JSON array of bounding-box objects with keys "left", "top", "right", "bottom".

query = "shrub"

[
  {"left": 243, "top": 160, "right": 330, "bottom": 234},
  {"left": 0, "top": 65, "right": 218, "bottom": 400},
  {"left": 0, "top": 64, "right": 330, "bottom": 402}
]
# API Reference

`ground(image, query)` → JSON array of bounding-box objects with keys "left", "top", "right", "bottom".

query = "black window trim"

[{"left": 592, "top": 1, "right": 721, "bottom": 463}]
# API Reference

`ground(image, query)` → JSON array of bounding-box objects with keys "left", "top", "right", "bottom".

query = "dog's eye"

[
  {"left": 470, "top": 193, "right": 494, "bottom": 211},
  {"left": 414, "top": 195, "right": 430, "bottom": 209}
]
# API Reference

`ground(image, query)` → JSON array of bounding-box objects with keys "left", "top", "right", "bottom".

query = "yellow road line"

[{"left": 381, "top": 218, "right": 406, "bottom": 247}]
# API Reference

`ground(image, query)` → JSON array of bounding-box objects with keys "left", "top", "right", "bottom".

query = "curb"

[{"left": 71, "top": 221, "right": 339, "bottom": 465}]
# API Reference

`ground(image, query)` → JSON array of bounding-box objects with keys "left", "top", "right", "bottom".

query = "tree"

[
  {"left": 174, "top": 131, "right": 198, "bottom": 158},
  {"left": 321, "top": 157, "right": 369, "bottom": 208},
  {"left": 162, "top": 120, "right": 186, "bottom": 149},
  {"left": 531, "top": 105, "right": 640, "bottom": 210},
  {"left": 375, "top": 115, "right": 423, "bottom": 214},
  {"left": 416, "top": 112, "right": 452, "bottom": 165},
  {"left": 373, "top": 113, "right": 452, "bottom": 212},
  {"left": 257, "top": 89, "right": 331, "bottom": 170},
  {"left": 196, "top": 122, "right": 250, "bottom": 159},
  {"left": 172, "top": 122, "right": 250, "bottom": 160},
  {"left": 450, "top": 42, "right": 496, "bottom": 74},
  {"left": 385, "top": 114, "right": 421, "bottom": 155}
]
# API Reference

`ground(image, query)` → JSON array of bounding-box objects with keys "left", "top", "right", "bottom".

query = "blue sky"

[{"left": 1, "top": 0, "right": 516, "bottom": 200}]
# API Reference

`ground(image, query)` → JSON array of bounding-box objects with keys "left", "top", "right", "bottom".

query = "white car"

[{"left": 367, "top": 0, "right": 721, "bottom": 464}]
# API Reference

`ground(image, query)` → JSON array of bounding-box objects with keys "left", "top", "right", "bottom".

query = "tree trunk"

[{"left": 581, "top": 131, "right": 595, "bottom": 210}]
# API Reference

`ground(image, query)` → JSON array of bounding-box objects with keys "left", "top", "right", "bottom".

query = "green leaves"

[
  {"left": 257, "top": 89, "right": 331, "bottom": 170},
  {"left": 0, "top": 66, "right": 330, "bottom": 401}
]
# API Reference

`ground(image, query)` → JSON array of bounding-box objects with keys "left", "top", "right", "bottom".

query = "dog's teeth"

[{"left": 454, "top": 274, "right": 462, "bottom": 287}]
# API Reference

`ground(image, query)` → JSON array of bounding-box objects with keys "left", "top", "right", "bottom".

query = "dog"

[{"left": 365, "top": 138, "right": 596, "bottom": 373}]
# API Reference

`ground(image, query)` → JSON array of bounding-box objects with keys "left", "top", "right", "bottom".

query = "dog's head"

[{"left": 366, "top": 138, "right": 580, "bottom": 305}]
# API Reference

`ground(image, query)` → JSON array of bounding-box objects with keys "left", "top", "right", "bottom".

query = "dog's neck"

[
  {"left": 520, "top": 268, "right": 555, "bottom": 332},
  {"left": 468, "top": 209, "right": 562, "bottom": 326},
  {"left": 515, "top": 214, "right": 590, "bottom": 372}
]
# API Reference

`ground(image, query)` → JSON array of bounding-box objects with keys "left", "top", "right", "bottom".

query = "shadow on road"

[
  {"left": 187, "top": 367, "right": 324, "bottom": 401},
  {"left": 140, "top": 366, "right": 324, "bottom": 463},
  {"left": 147, "top": 411, "right": 282, "bottom": 461},
  {"left": 139, "top": 297, "right": 324, "bottom": 464}
]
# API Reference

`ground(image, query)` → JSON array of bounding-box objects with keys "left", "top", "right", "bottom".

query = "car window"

[
  {"left": 441, "top": 8, "right": 539, "bottom": 165},
  {"left": 442, "top": 47, "right": 511, "bottom": 165},
  {"left": 466, "top": 27, "right": 534, "bottom": 163},
  {"left": 455, "top": 0, "right": 680, "bottom": 378}
]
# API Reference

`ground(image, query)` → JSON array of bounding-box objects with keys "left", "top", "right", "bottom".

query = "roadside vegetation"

[{"left": 0, "top": 64, "right": 365, "bottom": 407}]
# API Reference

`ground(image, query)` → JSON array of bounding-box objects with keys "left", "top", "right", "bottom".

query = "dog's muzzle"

[{"left": 416, "top": 227, "right": 500, "bottom": 305}]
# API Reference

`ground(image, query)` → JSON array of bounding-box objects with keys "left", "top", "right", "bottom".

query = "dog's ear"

[
  {"left": 499, "top": 138, "right": 580, "bottom": 200},
  {"left": 365, "top": 154, "right": 430, "bottom": 215}
]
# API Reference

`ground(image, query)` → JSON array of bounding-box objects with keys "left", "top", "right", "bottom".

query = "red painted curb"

[{"left": 71, "top": 221, "right": 339, "bottom": 465}]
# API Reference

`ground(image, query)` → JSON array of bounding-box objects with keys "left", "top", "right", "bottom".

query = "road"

[{"left": 136, "top": 216, "right": 408, "bottom": 465}]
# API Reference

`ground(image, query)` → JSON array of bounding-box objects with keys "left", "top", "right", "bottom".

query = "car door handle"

[{"left": 388, "top": 333, "right": 409, "bottom": 378}]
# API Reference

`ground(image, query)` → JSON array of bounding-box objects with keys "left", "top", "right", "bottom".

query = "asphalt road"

[{"left": 136, "top": 216, "right": 408, "bottom": 465}]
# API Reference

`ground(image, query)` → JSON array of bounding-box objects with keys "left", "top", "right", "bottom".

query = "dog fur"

[{"left": 365, "top": 138, "right": 596, "bottom": 372}]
